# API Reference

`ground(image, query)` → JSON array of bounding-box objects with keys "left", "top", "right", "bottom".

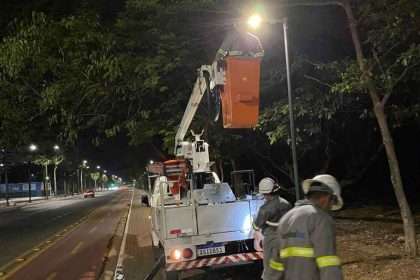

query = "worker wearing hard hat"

[
  {"left": 253, "top": 177, "right": 291, "bottom": 279},
  {"left": 264, "top": 174, "right": 344, "bottom": 280},
  {"left": 215, "top": 23, "right": 264, "bottom": 61}
]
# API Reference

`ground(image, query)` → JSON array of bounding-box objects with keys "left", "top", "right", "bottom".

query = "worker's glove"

[{"left": 253, "top": 230, "right": 264, "bottom": 252}]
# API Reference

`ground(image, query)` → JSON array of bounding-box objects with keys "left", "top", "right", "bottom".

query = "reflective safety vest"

[{"left": 264, "top": 199, "right": 343, "bottom": 280}]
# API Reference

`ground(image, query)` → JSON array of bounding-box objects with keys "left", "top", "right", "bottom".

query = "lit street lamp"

[
  {"left": 80, "top": 160, "right": 88, "bottom": 193},
  {"left": 247, "top": 14, "right": 262, "bottom": 30},
  {"left": 27, "top": 144, "right": 39, "bottom": 202},
  {"left": 247, "top": 14, "right": 300, "bottom": 200},
  {"left": 29, "top": 144, "right": 38, "bottom": 152}
]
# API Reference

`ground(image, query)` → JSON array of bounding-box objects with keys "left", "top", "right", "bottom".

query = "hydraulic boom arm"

[{"left": 174, "top": 65, "right": 215, "bottom": 155}]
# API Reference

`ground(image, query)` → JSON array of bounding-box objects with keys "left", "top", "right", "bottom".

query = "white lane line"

[
  {"left": 89, "top": 226, "right": 97, "bottom": 234},
  {"left": 71, "top": 241, "right": 84, "bottom": 255},
  {"left": 46, "top": 272, "right": 57, "bottom": 280}
]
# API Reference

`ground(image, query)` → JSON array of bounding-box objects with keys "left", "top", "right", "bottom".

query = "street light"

[
  {"left": 247, "top": 14, "right": 262, "bottom": 30},
  {"left": 27, "top": 144, "right": 39, "bottom": 202},
  {"left": 96, "top": 165, "right": 101, "bottom": 170},
  {"left": 149, "top": 160, "right": 154, "bottom": 165},
  {"left": 29, "top": 144, "right": 38, "bottom": 152},
  {"left": 247, "top": 14, "right": 300, "bottom": 201},
  {"left": 53, "top": 145, "right": 60, "bottom": 151},
  {"left": 103, "top": 170, "right": 107, "bottom": 174}
]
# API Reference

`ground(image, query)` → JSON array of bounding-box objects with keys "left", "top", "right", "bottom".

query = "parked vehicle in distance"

[{"left": 83, "top": 189, "right": 95, "bottom": 198}]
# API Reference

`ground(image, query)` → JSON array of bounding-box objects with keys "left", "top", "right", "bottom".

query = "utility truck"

[{"left": 145, "top": 28, "right": 265, "bottom": 279}]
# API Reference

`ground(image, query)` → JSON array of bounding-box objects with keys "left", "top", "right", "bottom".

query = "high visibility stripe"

[
  {"left": 316, "top": 256, "right": 341, "bottom": 268},
  {"left": 266, "top": 221, "right": 280, "bottom": 227},
  {"left": 269, "top": 259, "right": 284, "bottom": 271},
  {"left": 280, "top": 247, "right": 314, "bottom": 258},
  {"left": 228, "top": 50, "right": 243, "bottom": 56},
  {"left": 252, "top": 222, "right": 260, "bottom": 231}
]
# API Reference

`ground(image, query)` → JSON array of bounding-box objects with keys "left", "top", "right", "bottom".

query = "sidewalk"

[
  {"left": 0, "top": 194, "right": 82, "bottom": 208},
  {"left": 100, "top": 188, "right": 164, "bottom": 280}
]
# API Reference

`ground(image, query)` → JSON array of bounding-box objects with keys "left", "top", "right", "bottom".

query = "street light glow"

[
  {"left": 29, "top": 144, "right": 38, "bottom": 152},
  {"left": 96, "top": 165, "right": 101, "bottom": 170},
  {"left": 53, "top": 145, "right": 60, "bottom": 151},
  {"left": 149, "top": 160, "right": 154, "bottom": 164},
  {"left": 103, "top": 170, "right": 107, "bottom": 174},
  {"left": 247, "top": 14, "right": 262, "bottom": 30},
  {"left": 82, "top": 160, "right": 88, "bottom": 165}
]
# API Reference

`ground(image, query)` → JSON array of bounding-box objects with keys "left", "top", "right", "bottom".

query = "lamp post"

[
  {"left": 247, "top": 15, "right": 300, "bottom": 200},
  {"left": 28, "top": 144, "right": 38, "bottom": 202},
  {"left": 1, "top": 148, "right": 10, "bottom": 206},
  {"left": 52, "top": 145, "right": 62, "bottom": 196},
  {"left": 80, "top": 160, "right": 87, "bottom": 193}
]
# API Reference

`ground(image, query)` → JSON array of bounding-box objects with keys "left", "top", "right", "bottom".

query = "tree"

[
  {"left": 273, "top": 0, "right": 419, "bottom": 256},
  {"left": 52, "top": 155, "right": 64, "bottom": 195},
  {"left": 33, "top": 155, "right": 52, "bottom": 198}
]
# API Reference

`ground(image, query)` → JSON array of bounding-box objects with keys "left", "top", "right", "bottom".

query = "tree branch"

[
  {"left": 304, "top": 74, "right": 333, "bottom": 88},
  {"left": 278, "top": 0, "right": 344, "bottom": 8}
]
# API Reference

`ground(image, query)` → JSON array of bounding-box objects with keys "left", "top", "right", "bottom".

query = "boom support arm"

[{"left": 174, "top": 65, "right": 214, "bottom": 155}]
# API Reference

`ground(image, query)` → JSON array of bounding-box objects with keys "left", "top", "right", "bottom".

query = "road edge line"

[{"left": 113, "top": 188, "right": 135, "bottom": 280}]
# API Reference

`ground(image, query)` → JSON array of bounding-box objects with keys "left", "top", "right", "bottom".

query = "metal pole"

[
  {"left": 80, "top": 168, "right": 83, "bottom": 193},
  {"left": 5, "top": 164, "right": 9, "bottom": 206},
  {"left": 44, "top": 164, "right": 49, "bottom": 199},
  {"left": 28, "top": 164, "right": 32, "bottom": 202},
  {"left": 283, "top": 18, "right": 300, "bottom": 201}
]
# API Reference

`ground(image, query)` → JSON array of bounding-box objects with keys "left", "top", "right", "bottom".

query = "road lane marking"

[
  {"left": 89, "top": 226, "right": 97, "bottom": 234},
  {"left": 46, "top": 272, "right": 57, "bottom": 280},
  {"left": 71, "top": 241, "right": 84, "bottom": 255},
  {"left": 0, "top": 193, "right": 126, "bottom": 279}
]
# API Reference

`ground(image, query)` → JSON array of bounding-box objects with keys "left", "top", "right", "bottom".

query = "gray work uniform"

[
  {"left": 264, "top": 200, "right": 343, "bottom": 280},
  {"left": 215, "top": 28, "right": 264, "bottom": 61},
  {"left": 253, "top": 196, "right": 291, "bottom": 279}
]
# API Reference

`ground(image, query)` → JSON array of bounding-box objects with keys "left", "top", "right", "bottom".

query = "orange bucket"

[{"left": 221, "top": 56, "right": 261, "bottom": 128}]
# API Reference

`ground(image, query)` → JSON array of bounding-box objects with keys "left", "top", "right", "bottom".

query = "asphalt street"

[{"left": 0, "top": 188, "right": 130, "bottom": 280}]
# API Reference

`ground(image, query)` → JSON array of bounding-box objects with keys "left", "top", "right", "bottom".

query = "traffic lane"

[
  {"left": 0, "top": 190, "right": 121, "bottom": 267},
  {"left": 0, "top": 191, "right": 114, "bottom": 226},
  {"left": 8, "top": 189, "right": 131, "bottom": 280}
]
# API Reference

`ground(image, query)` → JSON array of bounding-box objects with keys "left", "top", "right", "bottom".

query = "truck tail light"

[
  {"left": 170, "top": 249, "right": 182, "bottom": 260},
  {"left": 182, "top": 248, "right": 193, "bottom": 259}
]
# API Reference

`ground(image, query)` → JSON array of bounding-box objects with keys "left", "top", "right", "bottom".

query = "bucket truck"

[{"left": 145, "top": 28, "right": 265, "bottom": 280}]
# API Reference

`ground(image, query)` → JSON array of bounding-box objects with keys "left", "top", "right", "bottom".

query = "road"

[{"left": 0, "top": 188, "right": 131, "bottom": 280}]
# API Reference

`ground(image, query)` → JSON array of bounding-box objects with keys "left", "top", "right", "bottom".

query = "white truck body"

[{"left": 148, "top": 171, "right": 264, "bottom": 273}]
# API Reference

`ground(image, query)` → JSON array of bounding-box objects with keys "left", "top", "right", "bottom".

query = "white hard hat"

[
  {"left": 258, "top": 177, "right": 279, "bottom": 194},
  {"left": 302, "top": 174, "right": 343, "bottom": 211}
]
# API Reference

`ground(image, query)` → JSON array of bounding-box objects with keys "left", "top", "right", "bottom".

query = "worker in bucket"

[
  {"left": 264, "top": 174, "right": 344, "bottom": 280},
  {"left": 215, "top": 23, "right": 264, "bottom": 61},
  {"left": 253, "top": 177, "right": 291, "bottom": 279}
]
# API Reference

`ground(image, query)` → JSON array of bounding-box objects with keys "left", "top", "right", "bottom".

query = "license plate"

[{"left": 197, "top": 245, "right": 225, "bottom": 257}]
